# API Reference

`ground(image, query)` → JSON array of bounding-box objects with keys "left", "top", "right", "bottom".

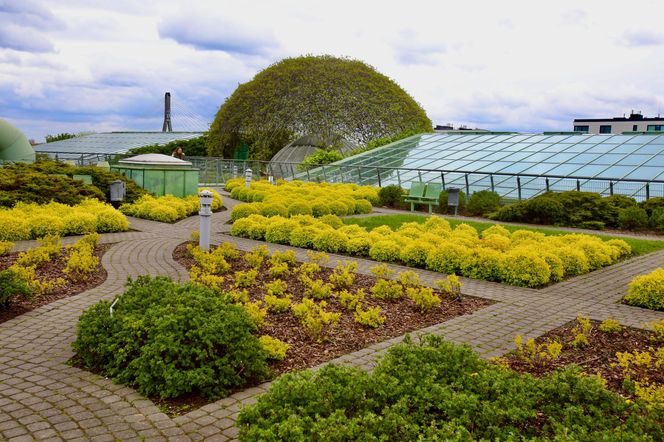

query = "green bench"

[{"left": 404, "top": 182, "right": 442, "bottom": 213}]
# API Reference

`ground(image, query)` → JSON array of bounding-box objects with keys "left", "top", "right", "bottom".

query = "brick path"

[{"left": 1, "top": 193, "right": 663, "bottom": 441}]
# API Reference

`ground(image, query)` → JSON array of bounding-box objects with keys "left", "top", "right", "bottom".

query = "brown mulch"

[
  {"left": 173, "top": 242, "right": 493, "bottom": 376},
  {"left": 0, "top": 244, "right": 109, "bottom": 324},
  {"left": 503, "top": 319, "right": 663, "bottom": 399}
]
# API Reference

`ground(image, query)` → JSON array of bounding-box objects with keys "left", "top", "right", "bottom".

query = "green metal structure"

[
  {"left": 111, "top": 154, "right": 199, "bottom": 197},
  {"left": 0, "top": 119, "right": 35, "bottom": 162}
]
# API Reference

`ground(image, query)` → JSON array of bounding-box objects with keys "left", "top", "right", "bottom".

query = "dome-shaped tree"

[{"left": 207, "top": 55, "right": 432, "bottom": 160}]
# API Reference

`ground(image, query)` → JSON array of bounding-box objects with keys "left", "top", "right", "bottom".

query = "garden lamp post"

[
  {"left": 199, "top": 190, "right": 213, "bottom": 251},
  {"left": 245, "top": 168, "right": 252, "bottom": 188}
]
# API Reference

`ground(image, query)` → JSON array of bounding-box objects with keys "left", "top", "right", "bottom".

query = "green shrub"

[
  {"left": 378, "top": 185, "right": 404, "bottom": 208},
  {"left": 466, "top": 190, "right": 501, "bottom": 216},
  {"left": 238, "top": 335, "right": 662, "bottom": 441},
  {"left": 650, "top": 207, "right": 664, "bottom": 233},
  {"left": 0, "top": 269, "right": 32, "bottom": 307},
  {"left": 354, "top": 199, "right": 373, "bottom": 214},
  {"left": 640, "top": 196, "right": 664, "bottom": 217},
  {"left": 624, "top": 268, "right": 664, "bottom": 311},
  {"left": 618, "top": 206, "right": 649, "bottom": 230},
  {"left": 297, "top": 149, "right": 343, "bottom": 170},
  {"left": 231, "top": 204, "right": 260, "bottom": 222},
  {"left": 73, "top": 276, "right": 268, "bottom": 400}
]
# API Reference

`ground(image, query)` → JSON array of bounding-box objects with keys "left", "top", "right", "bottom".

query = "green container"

[{"left": 111, "top": 154, "right": 199, "bottom": 197}]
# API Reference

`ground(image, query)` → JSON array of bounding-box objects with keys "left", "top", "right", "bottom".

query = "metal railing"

[{"left": 32, "top": 152, "right": 664, "bottom": 201}]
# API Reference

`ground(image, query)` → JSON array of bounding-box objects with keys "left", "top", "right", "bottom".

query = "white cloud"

[{"left": 1, "top": 0, "right": 664, "bottom": 141}]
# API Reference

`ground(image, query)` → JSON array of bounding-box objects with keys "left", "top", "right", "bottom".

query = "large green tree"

[{"left": 208, "top": 55, "right": 432, "bottom": 160}]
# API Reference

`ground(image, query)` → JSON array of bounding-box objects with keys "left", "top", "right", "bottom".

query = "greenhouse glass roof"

[
  {"left": 34, "top": 132, "right": 204, "bottom": 155},
  {"left": 297, "top": 132, "right": 664, "bottom": 200}
]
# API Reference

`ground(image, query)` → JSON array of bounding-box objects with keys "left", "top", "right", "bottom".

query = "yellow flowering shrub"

[
  {"left": 231, "top": 213, "right": 632, "bottom": 288},
  {"left": 0, "top": 241, "right": 13, "bottom": 255},
  {"left": 120, "top": 190, "right": 222, "bottom": 223},
  {"left": 228, "top": 180, "right": 378, "bottom": 221},
  {"left": 624, "top": 268, "right": 664, "bottom": 311}
]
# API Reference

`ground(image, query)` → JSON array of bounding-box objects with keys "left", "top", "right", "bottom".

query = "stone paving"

[{"left": 1, "top": 193, "right": 663, "bottom": 441}]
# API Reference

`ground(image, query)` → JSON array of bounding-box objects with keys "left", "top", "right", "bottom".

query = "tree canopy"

[{"left": 207, "top": 55, "right": 432, "bottom": 160}]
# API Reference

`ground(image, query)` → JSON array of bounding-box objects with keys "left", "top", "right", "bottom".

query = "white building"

[{"left": 573, "top": 112, "right": 664, "bottom": 134}]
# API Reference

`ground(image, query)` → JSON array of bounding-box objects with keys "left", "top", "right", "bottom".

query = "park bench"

[{"left": 404, "top": 182, "right": 442, "bottom": 213}]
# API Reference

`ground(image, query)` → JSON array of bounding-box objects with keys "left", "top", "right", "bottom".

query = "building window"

[
  {"left": 633, "top": 125, "right": 638, "bottom": 131},
  {"left": 574, "top": 125, "right": 589, "bottom": 133},
  {"left": 647, "top": 125, "right": 664, "bottom": 132},
  {"left": 599, "top": 125, "right": 612, "bottom": 134}
]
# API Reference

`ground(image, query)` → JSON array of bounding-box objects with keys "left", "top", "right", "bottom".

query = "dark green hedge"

[
  {"left": 0, "top": 160, "right": 148, "bottom": 207},
  {"left": 73, "top": 276, "right": 269, "bottom": 400},
  {"left": 238, "top": 335, "right": 663, "bottom": 441}
]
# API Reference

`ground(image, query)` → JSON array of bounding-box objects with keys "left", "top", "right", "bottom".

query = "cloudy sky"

[{"left": 2, "top": 0, "right": 664, "bottom": 142}]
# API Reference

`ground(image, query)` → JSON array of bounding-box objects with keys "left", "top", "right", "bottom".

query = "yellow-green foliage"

[
  {"left": 63, "top": 239, "right": 100, "bottom": 281},
  {"left": 298, "top": 262, "right": 321, "bottom": 278},
  {"left": 16, "top": 247, "right": 51, "bottom": 267},
  {"left": 235, "top": 269, "right": 258, "bottom": 288},
  {"left": 648, "top": 319, "right": 664, "bottom": 342},
  {"left": 397, "top": 270, "right": 421, "bottom": 288},
  {"left": 598, "top": 318, "right": 623, "bottom": 333},
  {"left": 291, "top": 298, "right": 341, "bottom": 342},
  {"left": 406, "top": 286, "right": 441, "bottom": 312},
  {"left": 0, "top": 200, "right": 127, "bottom": 240},
  {"left": 271, "top": 250, "right": 296, "bottom": 266},
  {"left": 266, "top": 279, "right": 288, "bottom": 297},
  {"left": 302, "top": 277, "right": 334, "bottom": 299},
  {"left": 624, "top": 268, "right": 664, "bottom": 311},
  {"left": 0, "top": 241, "right": 13, "bottom": 255},
  {"left": 370, "top": 279, "right": 403, "bottom": 300},
  {"left": 264, "top": 294, "right": 292, "bottom": 313},
  {"left": 571, "top": 315, "right": 592, "bottom": 348},
  {"left": 269, "top": 262, "right": 290, "bottom": 278},
  {"left": 435, "top": 274, "right": 463, "bottom": 299},
  {"left": 259, "top": 335, "right": 290, "bottom": 360},
  {"left": 243, "top": 300, "right": 268, "bottom": 328},
  {"left": 615, "top": 347, "right": 664, "bottom": 409},
  {"left": 329, "top": 261, "right": 357, "bottom": 289},
  {"left": 338, "top": 289, "right": 365, "bottom": 311},
  {"left": 514, "top": 335, "right": 563, "bottom": 365},
  {"left": 354, "top": 305, "right": 385, "bottom": 328},
  {"left": 229, "top": 180, "right": 378, "bottom": 221},
  {"left": 120, "top": 190, "right": 222, "bottom": 223},
  {"left": 232, "top": 213, "right": 631, "bottom": 288},
  {"left": 188, "top": 244, "right": 231, "bottom": 275},
  {"left": 306, "top": 250, "right": 330, "bottom": 265},
  {"left": 370, "top": 263, "right": 394, "bottom": 279},
  {"left": 228, "top": 289, "right": 250, "bottom": 304}
]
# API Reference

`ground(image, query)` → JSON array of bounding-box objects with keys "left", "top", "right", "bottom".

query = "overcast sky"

[{"left": 2, "top": 0, "right": 664, "bottom": 142}]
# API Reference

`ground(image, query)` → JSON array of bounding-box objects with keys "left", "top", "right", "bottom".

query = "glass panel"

[
  {"left": 573, "top": 164, "right": 609, "bottom": 177},
  {"left": 625, "top": 167, "right": 662, "bottom": 180},
  {"left": 545, "top": 163, "right": 583, "bottom": 176},
  {"left": 636, "top": 145, "right": 664, "bottom": 154},
  {"left": 615, "top": 154, "right": 651, "bottom": 166},
  {"left": 522, "top": 152, "right": 555, "bottom": 162},
  {"left": 545, "top": 152, "right": 578, "bottom": 162},
  {"left": 519, "top": 163, "right": 557, "bottom": 175},
  {"left": 591, "top": 154, "right": 626, "bottom": 165},
  {"left": 595, "top": 165, "right": 635, "bottom": 178}
]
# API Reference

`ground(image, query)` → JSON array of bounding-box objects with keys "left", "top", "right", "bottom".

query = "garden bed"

[
  {"left": 501, "top": 318, "right": 663, "bottom": 405},
  {"left": 173, "top": 242, "right": 492, "bottom": 376},
  {"left": 0, "top": 244, "right": 109, "bottom": 324}
]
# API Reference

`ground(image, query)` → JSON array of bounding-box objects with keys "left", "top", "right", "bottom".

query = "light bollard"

[
  {"left": 199, "top": 190, "right": 213, "bottom": 251},
  {"left": 245, "top": 168, "right": 252, "bottom": 188}
]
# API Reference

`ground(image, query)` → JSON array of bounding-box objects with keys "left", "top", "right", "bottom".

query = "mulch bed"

[
  {"left": 173, "top": 242, "right": 492, "bottom": 375},
  {"left": 0, "top": 244, "right": 109, "bottom": 324},
  {"left": 503, "top": 319, "right": 663, "bottom": 399}
]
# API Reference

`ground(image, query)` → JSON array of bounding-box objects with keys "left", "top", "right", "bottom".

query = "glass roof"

[
  {"left": 298, "top": 133, "right": 664, "bottom": 200},
  {"left": 33, "top": 132, "right": 204, "bottom": 155}
]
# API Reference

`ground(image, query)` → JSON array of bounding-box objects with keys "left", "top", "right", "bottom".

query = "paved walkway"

[{"left": 1, "top": 194, "right": 663, "bottom": 441}]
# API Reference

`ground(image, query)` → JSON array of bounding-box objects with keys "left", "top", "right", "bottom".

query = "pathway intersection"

[{"left": 1, "top": 193, "right": 663, "bottom": 441}]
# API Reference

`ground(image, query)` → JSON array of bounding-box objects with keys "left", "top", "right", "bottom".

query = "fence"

[{"left": 33, "top": 152, "right": 664, "bottom": 201}]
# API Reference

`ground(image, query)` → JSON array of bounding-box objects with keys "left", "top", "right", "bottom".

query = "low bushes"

[
  {"left": 119, "top": 189, "right": 222, "bottom": 223},
  {"left": 237, "top": 335, "right": 663, "bottom": 441},
  {"left": 73, "top": 276, "right": 269, "bottom": 400},
  {"left": 466, "top": 190, "right": 501, "bottom": 216},
  {"left": 491, "top": 191, "right": 662, "bottom": 231},
  {"left": 0, "top": 199, "right": 128, "bottom": 241},
  {"left": 624, "top": 268, "right": 664, "bottom": 311},
  {"left": 226, "top": 179, "right": 378, "bottom": 221},
  {"left": 1, "top": 160, "right": 148, "bottom": 207},
  {"left": 231, "top": 214, "right": 631, "bottom": 287}
]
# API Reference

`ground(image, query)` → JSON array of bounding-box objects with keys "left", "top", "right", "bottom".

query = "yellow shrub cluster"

[
  {"left": 232, "top": 215, "right": 631, "bottom": 288},
  {"left": 624, "top": 268, "right": 664, "bottom": 311},
  {"left": 120, "top": 189, "right": 223, "bottom": 223},
  {"left": 0, "top": 199, "right": 127, "bottom": 241},
  {"left": 63, "top": 234, "right": 101, "bottom": 281},
  {"left": 228, "top": 179, "right": 378, "bottom": 222}
]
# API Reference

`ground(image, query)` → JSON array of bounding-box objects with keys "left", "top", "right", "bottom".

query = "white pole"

[{"left": 199, "top": 190, "right": 212, "bottom": 251}]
